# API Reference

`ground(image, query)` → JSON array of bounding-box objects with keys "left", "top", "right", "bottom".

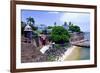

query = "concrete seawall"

[{"left": 70, "top": 40, "right": 90, "bottom": 48}]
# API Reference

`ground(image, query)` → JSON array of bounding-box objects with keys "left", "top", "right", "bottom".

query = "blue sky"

[{"left": 21, "top": 10, "right": 90, "bottom": 32}]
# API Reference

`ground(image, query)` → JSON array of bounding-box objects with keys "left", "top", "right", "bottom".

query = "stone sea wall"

[{"left": 69, "top": 32, "right": 84, "bottom": 42}]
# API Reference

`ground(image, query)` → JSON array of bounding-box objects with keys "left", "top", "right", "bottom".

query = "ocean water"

[
  {"left": 79, "top": 47, "right": 90, "bottom": 60},
  {"left": 79, "top": 32, "right": 90, "bottom": 60}
]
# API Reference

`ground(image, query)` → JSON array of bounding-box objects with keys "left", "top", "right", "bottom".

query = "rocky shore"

[{"left": 44, "top": 46, "right": 68, "bottom": 61}]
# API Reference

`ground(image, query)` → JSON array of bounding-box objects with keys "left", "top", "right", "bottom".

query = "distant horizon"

[{"left": 21, "top": 10, "right": 90, "bottom": 32}]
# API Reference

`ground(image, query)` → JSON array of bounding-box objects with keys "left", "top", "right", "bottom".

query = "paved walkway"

[{"left": 70, "top": 39, "right": 90, "bottom": 48}]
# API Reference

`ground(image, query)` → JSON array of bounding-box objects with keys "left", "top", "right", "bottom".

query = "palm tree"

[
  {"left": 69, "top": 22, "right": 72, "bottom": 26},
  {"left": 26, "top": 17, "right": 38, "bottom": 31},
  {"left": 63, "top": 22, "right": 67, "bottom": 27},
  {"left": 54, "top": 22, "right": 57, "bottom": 26},
  {"left": 26, "top": 17, "right": 35, "bottom": 26}
]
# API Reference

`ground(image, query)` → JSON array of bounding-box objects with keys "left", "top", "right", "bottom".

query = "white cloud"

[
  {"left": 60, "top": 12, "right": 89, "bottom": 22},
  {"left": 60, "top": 12, "right": 90, "bottom": 32},
  {"left": 47, "top": 11, "right": 60, "bottom": 14}
]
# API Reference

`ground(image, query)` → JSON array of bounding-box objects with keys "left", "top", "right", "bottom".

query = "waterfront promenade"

[{"left": 70, "top": 39, "right": 90, "bottom": 48}]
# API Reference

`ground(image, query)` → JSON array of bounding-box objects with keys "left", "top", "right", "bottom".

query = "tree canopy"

[
  {"left": 26, "top": 17, "right": 37, "bottom": 31},
  {"left": 26, "top": 16, "right": 35, "bottom": 25},
  {"left": 69, "top": 24, "right": 81, "bottom": 32},
  {"left": 51, "top": 26, "right": 70, "bottom": 44}
]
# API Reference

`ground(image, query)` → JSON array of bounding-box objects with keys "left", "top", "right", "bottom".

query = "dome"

[{"left": 24, "top": 25, "right": 32, "bottom": 31}]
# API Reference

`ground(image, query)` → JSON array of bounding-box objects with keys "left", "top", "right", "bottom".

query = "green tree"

[
  {"left": 26, "top": 17, "right": 37, "bottom": 30},
  {"left": 54, "top": 22, "right": 57, "bottom": 26},
  {"left": 42, "top": 29, "right": 48, "bottom": 35},
  {"left": 48, "top": 26, "right": 53, "bottom": 29},
  {"left": 26, "top": 16, "right": 35, "bottom": 25},
  {"left": 69, "top": 24, "right": 81, "bottom": 32},
  {"left": 51, "top": 26, "right": 70, "bottom": 44},
  {"left": 64, "top": 22, "right": 67, "bottom": 26},
  {"left": 69, "top": 22, "right": 72, "bottom": 26}
]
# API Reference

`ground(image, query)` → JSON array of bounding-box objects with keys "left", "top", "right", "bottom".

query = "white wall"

[{"left": 0, "top": 0, "right": 100, "bottom": 73}]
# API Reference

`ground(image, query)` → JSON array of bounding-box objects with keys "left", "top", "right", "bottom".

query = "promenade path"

[{"left": 70, "top": 39, "right": 90, "bottom": 48}]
